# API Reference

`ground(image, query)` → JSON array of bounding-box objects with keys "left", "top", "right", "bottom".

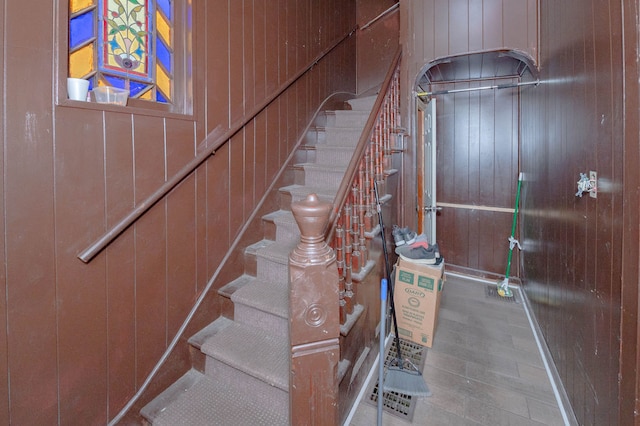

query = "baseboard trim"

[
  {"left": 445, "top": 263, "right": 522, "bottom": 285},
  {"left": 518, "top": 286, "right": 579, "bottom": 426}
]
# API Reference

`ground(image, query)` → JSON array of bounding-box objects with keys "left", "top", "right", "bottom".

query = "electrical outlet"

[{"left": 589, "top": 171, "right": 597, "bottom": 198}]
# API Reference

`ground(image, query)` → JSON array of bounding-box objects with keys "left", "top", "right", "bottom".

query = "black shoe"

[{"left": 395, "top": 245, "right": 437, "bottom": 265}]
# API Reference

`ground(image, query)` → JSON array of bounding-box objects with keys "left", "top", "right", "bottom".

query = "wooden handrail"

[
  {"left": 359, "top": 2, "right": 399, "bottom": 31},
  {"left": 78, "top": 27, "right": 357, "bottom": 263},
  {"left": 326, "top": 47, "right": 402, "bottom": 243}
]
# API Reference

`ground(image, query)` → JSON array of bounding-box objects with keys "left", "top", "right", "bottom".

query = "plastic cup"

[{"left": 67, "top": 78, "right": 90, "bottom": 101}]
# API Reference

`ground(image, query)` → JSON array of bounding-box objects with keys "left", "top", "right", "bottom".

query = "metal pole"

[
  {"left": 377, "top": 278, "right": 388, "bottom": 426},
  {"left": 417, "top": 80, "right": 540, "bottom": 97}
]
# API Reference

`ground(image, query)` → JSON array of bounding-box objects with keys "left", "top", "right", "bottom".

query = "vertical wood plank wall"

[
  {"left": 355, "top": 0, "right": 400, "bottom": 95},
  {"left": 0, "top": 0, "right": 7, "bottom": 425},
  {"left": 400, "top": 0, "right": 538, "bottom": 80},
  {"left": 0, "top": 1, "right": 357, "bottom": 424},
  {"left": 433, "top": 78, "right": 520, "bottom": 275},
  {"left": 397, "top": 0, "right": 638, "bottom": 423},
  {"left": 520, "top": 1, "right": 637, "bottom": 424},
  {"left": 399, "top": 0, "right": 536, "bottom": 275},
  {"left": 399, "top": 0, "right": 538, "bottom": 266},
  {"left": 620, "top": 1, "right": 640, "bottom": 421},
  {"left": 4, "top": 1, "right": 58, "bottom": 425}
]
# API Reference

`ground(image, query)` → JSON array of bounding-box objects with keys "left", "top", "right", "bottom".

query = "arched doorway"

[{"left": 413, "top": 49, "right": 538, "bottom": 278}]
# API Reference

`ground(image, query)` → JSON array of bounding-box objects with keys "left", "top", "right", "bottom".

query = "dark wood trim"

[{"left": 619, "top": 0, "right": 640, "bottom": 423}]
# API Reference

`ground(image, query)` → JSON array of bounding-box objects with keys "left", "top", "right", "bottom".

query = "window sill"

[{"left": 57, "top": 98, "right": 194, "bottom": 121}]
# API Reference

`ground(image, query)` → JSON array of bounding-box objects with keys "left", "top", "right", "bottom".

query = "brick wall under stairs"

[{"left": 140, "top": 96, "right": 378, "bottom": 425}]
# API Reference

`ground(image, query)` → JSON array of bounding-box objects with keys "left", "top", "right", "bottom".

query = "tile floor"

[{"left": 346, "top": 273, "right": 571, "bottom": 426}]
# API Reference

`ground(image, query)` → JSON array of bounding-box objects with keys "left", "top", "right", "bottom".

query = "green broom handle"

[{"left": 505, "top": 173, "right": 523, "bottom": 278}]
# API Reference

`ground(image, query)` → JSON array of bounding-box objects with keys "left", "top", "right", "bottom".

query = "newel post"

[{"left": 289, "top": 194, "right": 340, "bottom": 425}]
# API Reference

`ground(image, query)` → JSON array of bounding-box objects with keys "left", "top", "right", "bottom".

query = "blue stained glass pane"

[
  {"left": 69, "top": 11, "right": 95, "bottom": 49},
  {"left": 156, "top": 39, "right": 172, "bottom": 73},
  {"left": 129, "top": 81, "right": 147, "bottom": 97},
  {"left": 157, "top": 0, "right": 171, "bottom": 20},
  {"left": 157, "top": 90, "right": 168, "bottom": 103},
  {"left": 104, "top": 75, "right": 126, "bottom": 89}
]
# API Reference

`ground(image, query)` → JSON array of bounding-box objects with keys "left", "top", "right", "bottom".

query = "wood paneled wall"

[
  {"left": 399, "top": 0, "right": 536, "bottom": 236},
  {"left": 355, "top": 0, "right": 400, "bottom": 95},
  {"left": 399, "top": 1, "right": 536, "bottom": 274},
  {"left": 0, "top": 1, "right": 7, "bottom": 425},
  {"left": 433, "top": 78, "right": 520, "bottom": 275},
  {"left": 520, "top": 1, "right": 639, "bottom": 424},
  {"left": 0, "top": 1, "right": 357, "bottom": 424},
  {"left": 400, "top": 0, "right": 537, "bottom": 119},
  {"left": 407, "top": 0, "right": 536, "bottom": 64}
]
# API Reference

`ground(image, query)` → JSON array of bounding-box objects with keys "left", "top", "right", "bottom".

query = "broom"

[
  {"left": 497, "top": 172, "right": 523, "bottom": 298},
  {"left": 374, "top": 181, "right": 431, "bottom": 397}
]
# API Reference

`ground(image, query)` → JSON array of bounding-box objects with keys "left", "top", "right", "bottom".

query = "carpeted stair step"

[
  {"left": 325, "top": 110, "right": 371, "bottom": 128},
  {"left": 141, "top": 369, "right": 288, "bottom": 426},
  {"left": 306, "top": 124, "right": 370, "bottom": 148},
  {"left": 297, "top": 162, "right": 348, "bottom": 191},
  {"left": 218, "top": 275, "right": 288, "bottom": 339},
  {"left": 230, "top": 275, "right": 289, "bottom": 337},
  {"left": 240, "top": 239, "right": 272, "bottom": 277},
  {"left": 321, "top": 127, "right": 363, "bottom": 147},
  {"left": 217, "top": 275, "right": 250, "bottom": 300},
  {"left": 140, "top": 97, "right": 380, "bottom": 425},
  {"left": 201, "top": 322, "right": 289, "bottom": 399},
  {"left": 314, "top": 145, "right": 356, "bottom": 167},
  {"left": 291, "top": 143, "right": 316, "bottom": 165},
  {"left": 188, "top": 316, "right": 235, "bottom": 351},
  {"left": 261, "top": 210, "right": 300, "bottom": 245},
  {"left": 255, "top": 239, "right": 297, "bottom": 283},
  {"left": 278, "top": 184, "right": 336, "bottom": 209},
  {"left": 304, "top": 127, "right": 327, "bottom": 146},
  {"left": 347, "top": 95, "right": 377, "bottom": 111}
]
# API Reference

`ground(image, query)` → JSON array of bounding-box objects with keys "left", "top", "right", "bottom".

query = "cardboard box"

[{"left": 393, "top": 258, "right": 445, "bottom": 348}]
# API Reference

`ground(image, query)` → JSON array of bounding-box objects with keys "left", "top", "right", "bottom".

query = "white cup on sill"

[{"left": 67, "top": 78, "right": 90, "bottom": 101}]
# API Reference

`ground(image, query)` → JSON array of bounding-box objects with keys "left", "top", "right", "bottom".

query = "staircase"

[{"left": 140, "top": 96, "right": 376, "bottom": 426}]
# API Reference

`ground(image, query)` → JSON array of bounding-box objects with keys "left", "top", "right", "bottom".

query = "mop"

[
  {"left": 374, "top": 181, "right": 431, "bottom": 397},
  {"left": 497, "top": 172, "right": 523, "bottom": 298}
]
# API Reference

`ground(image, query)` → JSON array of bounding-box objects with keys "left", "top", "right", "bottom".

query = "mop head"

[
  {"left": 383, "top": 358, "right": 432, "bottom": 397},
  {"left": 497, "top": 278, "right": 513, "bottom": 298}
]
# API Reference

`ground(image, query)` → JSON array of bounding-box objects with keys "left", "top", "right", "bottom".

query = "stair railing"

[
  {"left": 287, "top": 47, "right": 401, "bottom": 425},
  {"left": 105, "top": 26, "right": 358, "bottom": 426},
  {"left": 328, "top": 48, "right": 402, "bottom": 324}
]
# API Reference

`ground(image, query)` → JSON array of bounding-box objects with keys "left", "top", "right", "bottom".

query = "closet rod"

[{"left": 417, "top": 80, "right": 540, "bottom": 97}]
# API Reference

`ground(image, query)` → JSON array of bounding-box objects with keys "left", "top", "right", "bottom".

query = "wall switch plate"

[{"left": 589, "top": 171, "right": 597, "bottom": 198}]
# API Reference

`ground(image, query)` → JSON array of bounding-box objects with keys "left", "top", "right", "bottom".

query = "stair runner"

[{"left": 140, "top": 96, "right": 376, "bottom": 425}]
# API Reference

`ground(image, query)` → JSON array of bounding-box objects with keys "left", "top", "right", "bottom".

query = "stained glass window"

[{"left": 69, "top": 0, "right": 174, "bottom": 104}]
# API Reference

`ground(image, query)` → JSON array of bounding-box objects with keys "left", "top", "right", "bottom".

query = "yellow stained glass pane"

[
  {"left": 156, "top": 10, "right": 171, "bottom": 45},
  {"left": 140, "top": 90, "right": 153, "bottom": 100},
  {"left": 70, "top": 0, "right": 94, "bottom": 14},
  {"left": 69, "top": 44, "right": 94, "bottom": 78},
  {"left": 156, "top": 65, "right": 171, "bottom": 101}
]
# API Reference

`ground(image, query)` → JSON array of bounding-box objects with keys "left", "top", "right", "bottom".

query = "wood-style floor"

[{"left": 347, "top": 273, "right": 571, "bottom": 425}]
